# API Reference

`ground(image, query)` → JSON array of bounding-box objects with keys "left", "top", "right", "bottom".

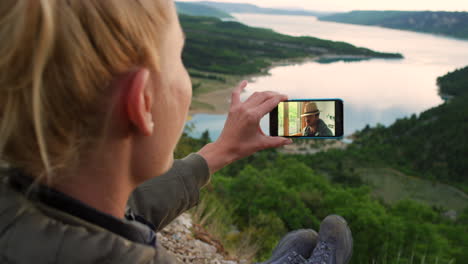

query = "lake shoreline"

[{"left": 189, "top": 54, "right": 385, "bottom": 115}]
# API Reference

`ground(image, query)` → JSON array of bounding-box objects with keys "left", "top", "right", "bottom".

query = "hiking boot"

[
  {"left": 307, "top": 215, "right": 353, "bottom": 264},
  {"left": 259, "top": 229, "right": 318, "bottom": 264}
]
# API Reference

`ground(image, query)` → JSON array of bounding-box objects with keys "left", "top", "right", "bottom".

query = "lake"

[{"left": 188, "top": 14, "right": 468, "bottom": 139}]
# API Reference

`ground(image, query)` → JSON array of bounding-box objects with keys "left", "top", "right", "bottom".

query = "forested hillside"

[
  {"left": 320, "top": 11, "right": 468, "bottom": 39},
  {"left": 177, "top": 66, "right": 468, "bottom": 263},
  {"left": 324, "top": 66, "right": 468, "bottom": 191},
  {"left": 177, "top": 139, "right": 467, "bottom": 263},
  {"left": 437, "top": 66, "right": 468, "bottom": 96},
  {"left": 180, "top": 15, "right": 402, "bottom": 76}
]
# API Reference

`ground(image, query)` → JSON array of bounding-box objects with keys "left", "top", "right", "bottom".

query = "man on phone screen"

[{"left": 302, "top": 102, "right": 333, "bottom": 137}]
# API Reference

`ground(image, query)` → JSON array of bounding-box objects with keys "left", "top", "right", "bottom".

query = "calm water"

[{"left": 188, "top": 14, "right": 468, "bottom": 139}]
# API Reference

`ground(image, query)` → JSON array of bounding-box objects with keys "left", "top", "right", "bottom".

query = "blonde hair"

[{"left": 0, "top": 0, "right": 170, "bottom": 181}]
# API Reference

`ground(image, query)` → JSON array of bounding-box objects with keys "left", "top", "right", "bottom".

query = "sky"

[{"left": 180, "top": 0, "right": 468, "bottom": 12}]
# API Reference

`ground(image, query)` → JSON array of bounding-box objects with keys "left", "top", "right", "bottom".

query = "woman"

[{"left": 0, "top": 1, "right": 352, "bottom": 263}]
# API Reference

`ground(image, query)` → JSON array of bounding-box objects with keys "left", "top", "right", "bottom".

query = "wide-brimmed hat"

[{"left": 301, "top": 102, "right": 320, "bottom": 117}]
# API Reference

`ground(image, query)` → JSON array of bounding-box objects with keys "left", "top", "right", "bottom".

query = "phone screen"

[{"left": 270, "top": 99, "right": 343, "bottom": 138}]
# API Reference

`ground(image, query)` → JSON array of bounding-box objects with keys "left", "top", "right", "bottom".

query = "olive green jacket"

[{"left": 0, "top": 153, "right": 210, "bottom": 264}]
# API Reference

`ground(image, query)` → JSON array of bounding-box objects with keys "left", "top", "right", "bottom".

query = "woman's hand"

[{"left": 198, "top": 81, "right": 293, "bottom": 174}]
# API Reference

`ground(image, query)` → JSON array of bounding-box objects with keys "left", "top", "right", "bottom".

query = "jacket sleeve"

[{"left": 127, "top": 153, "right": 210, "bottom": 232}]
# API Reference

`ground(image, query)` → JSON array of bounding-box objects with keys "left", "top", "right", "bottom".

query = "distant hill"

[
  {"left": 175, "top": 2, "right": 232, "bottom": 18},
  {"left": 320, "top": 11, "right": 468, "bottom": 39},
  {"left": 180, "top": 15, "right": 402, "bottom": 76},
  {"left": 196, "top": 1, "right": 334, "bottom": 17}
]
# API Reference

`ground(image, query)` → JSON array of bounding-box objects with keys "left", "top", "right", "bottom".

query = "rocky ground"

[{"left": 157, "top": 213, "right": 246, "bottom": 264}]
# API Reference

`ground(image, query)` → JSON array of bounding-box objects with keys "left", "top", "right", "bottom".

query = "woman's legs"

[
  {"left": 258, "top": 229, "right": 318, "bottom": 264},
  {"left": 259, "top": 215, "right": 353, "bottom": 264}
]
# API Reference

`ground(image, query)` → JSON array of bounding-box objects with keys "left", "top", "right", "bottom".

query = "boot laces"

[
  {"left": 281, "top": 251, "right": 307, "bottom": 264},
  {"left": 307, "top": 240, "right": 335, "bottom": 264}
]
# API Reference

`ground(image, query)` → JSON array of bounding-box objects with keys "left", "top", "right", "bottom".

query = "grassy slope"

[
  {"left": 357, "top": 168, "right": 467, "bottom": 211},
  {"left": 320, "top": 11, "right": 468, "bottom": 39}
]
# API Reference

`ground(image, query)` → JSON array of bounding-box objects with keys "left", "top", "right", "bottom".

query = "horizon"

[{"left": 179, "top": 0, "right": 468, "bottom": 12}]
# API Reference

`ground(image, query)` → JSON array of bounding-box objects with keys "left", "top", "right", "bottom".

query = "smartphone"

[{"left": 270, "top": 99, "right": 344, "bottom": 138}]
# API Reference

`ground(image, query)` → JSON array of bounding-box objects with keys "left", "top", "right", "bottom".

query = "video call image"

[{"left": 278, "top": 101, "right": 336, "bottom": 137}]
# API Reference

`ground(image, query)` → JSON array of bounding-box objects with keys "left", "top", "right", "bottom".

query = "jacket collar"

[{"left": 7, "top": 169, "right": 156, "bottom": 247}]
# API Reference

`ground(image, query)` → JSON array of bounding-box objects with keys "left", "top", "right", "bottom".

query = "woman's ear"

[{"left": 126, "top": 68, "right": 154, "bottom": 136}]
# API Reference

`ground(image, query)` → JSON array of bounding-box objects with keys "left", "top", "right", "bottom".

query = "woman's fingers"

[
  {"left": 261, "top": 136, "right": 293, "bottom": 149},
  {"left": 205, "top": 81, "right": 293, "bottom": 173},
  {"left": 243, "top": 91, "right": 277, "bottom": 108},
  {"left": 231, "top": 80, "right": 248, "bottom": 107},
  {"left": 255, "top": 93, "right": 288, "bottom": 117}
]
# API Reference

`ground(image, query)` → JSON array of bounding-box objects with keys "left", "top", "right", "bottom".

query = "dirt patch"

[{"left": 188, "top": 57, "right": 320, "bottom": 115}]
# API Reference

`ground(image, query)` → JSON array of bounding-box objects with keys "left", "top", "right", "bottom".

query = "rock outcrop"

[{"left": 157, "top": 213, "right": 242, "bottom": 264}]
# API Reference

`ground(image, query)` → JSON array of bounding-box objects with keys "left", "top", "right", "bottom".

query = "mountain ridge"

[
  {"left": 176, "top": 2, "right": 233, "bottom": 18},
  {"left": 196, "top": 1, "right": 334, "bottom": 17},
  {"left": 320, "top": 10, "right": 468, "bottom": 39}
]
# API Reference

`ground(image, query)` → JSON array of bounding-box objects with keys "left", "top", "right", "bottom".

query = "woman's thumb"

[{"left": 264, "top": 137, "right": 293, "bottom": 149}]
